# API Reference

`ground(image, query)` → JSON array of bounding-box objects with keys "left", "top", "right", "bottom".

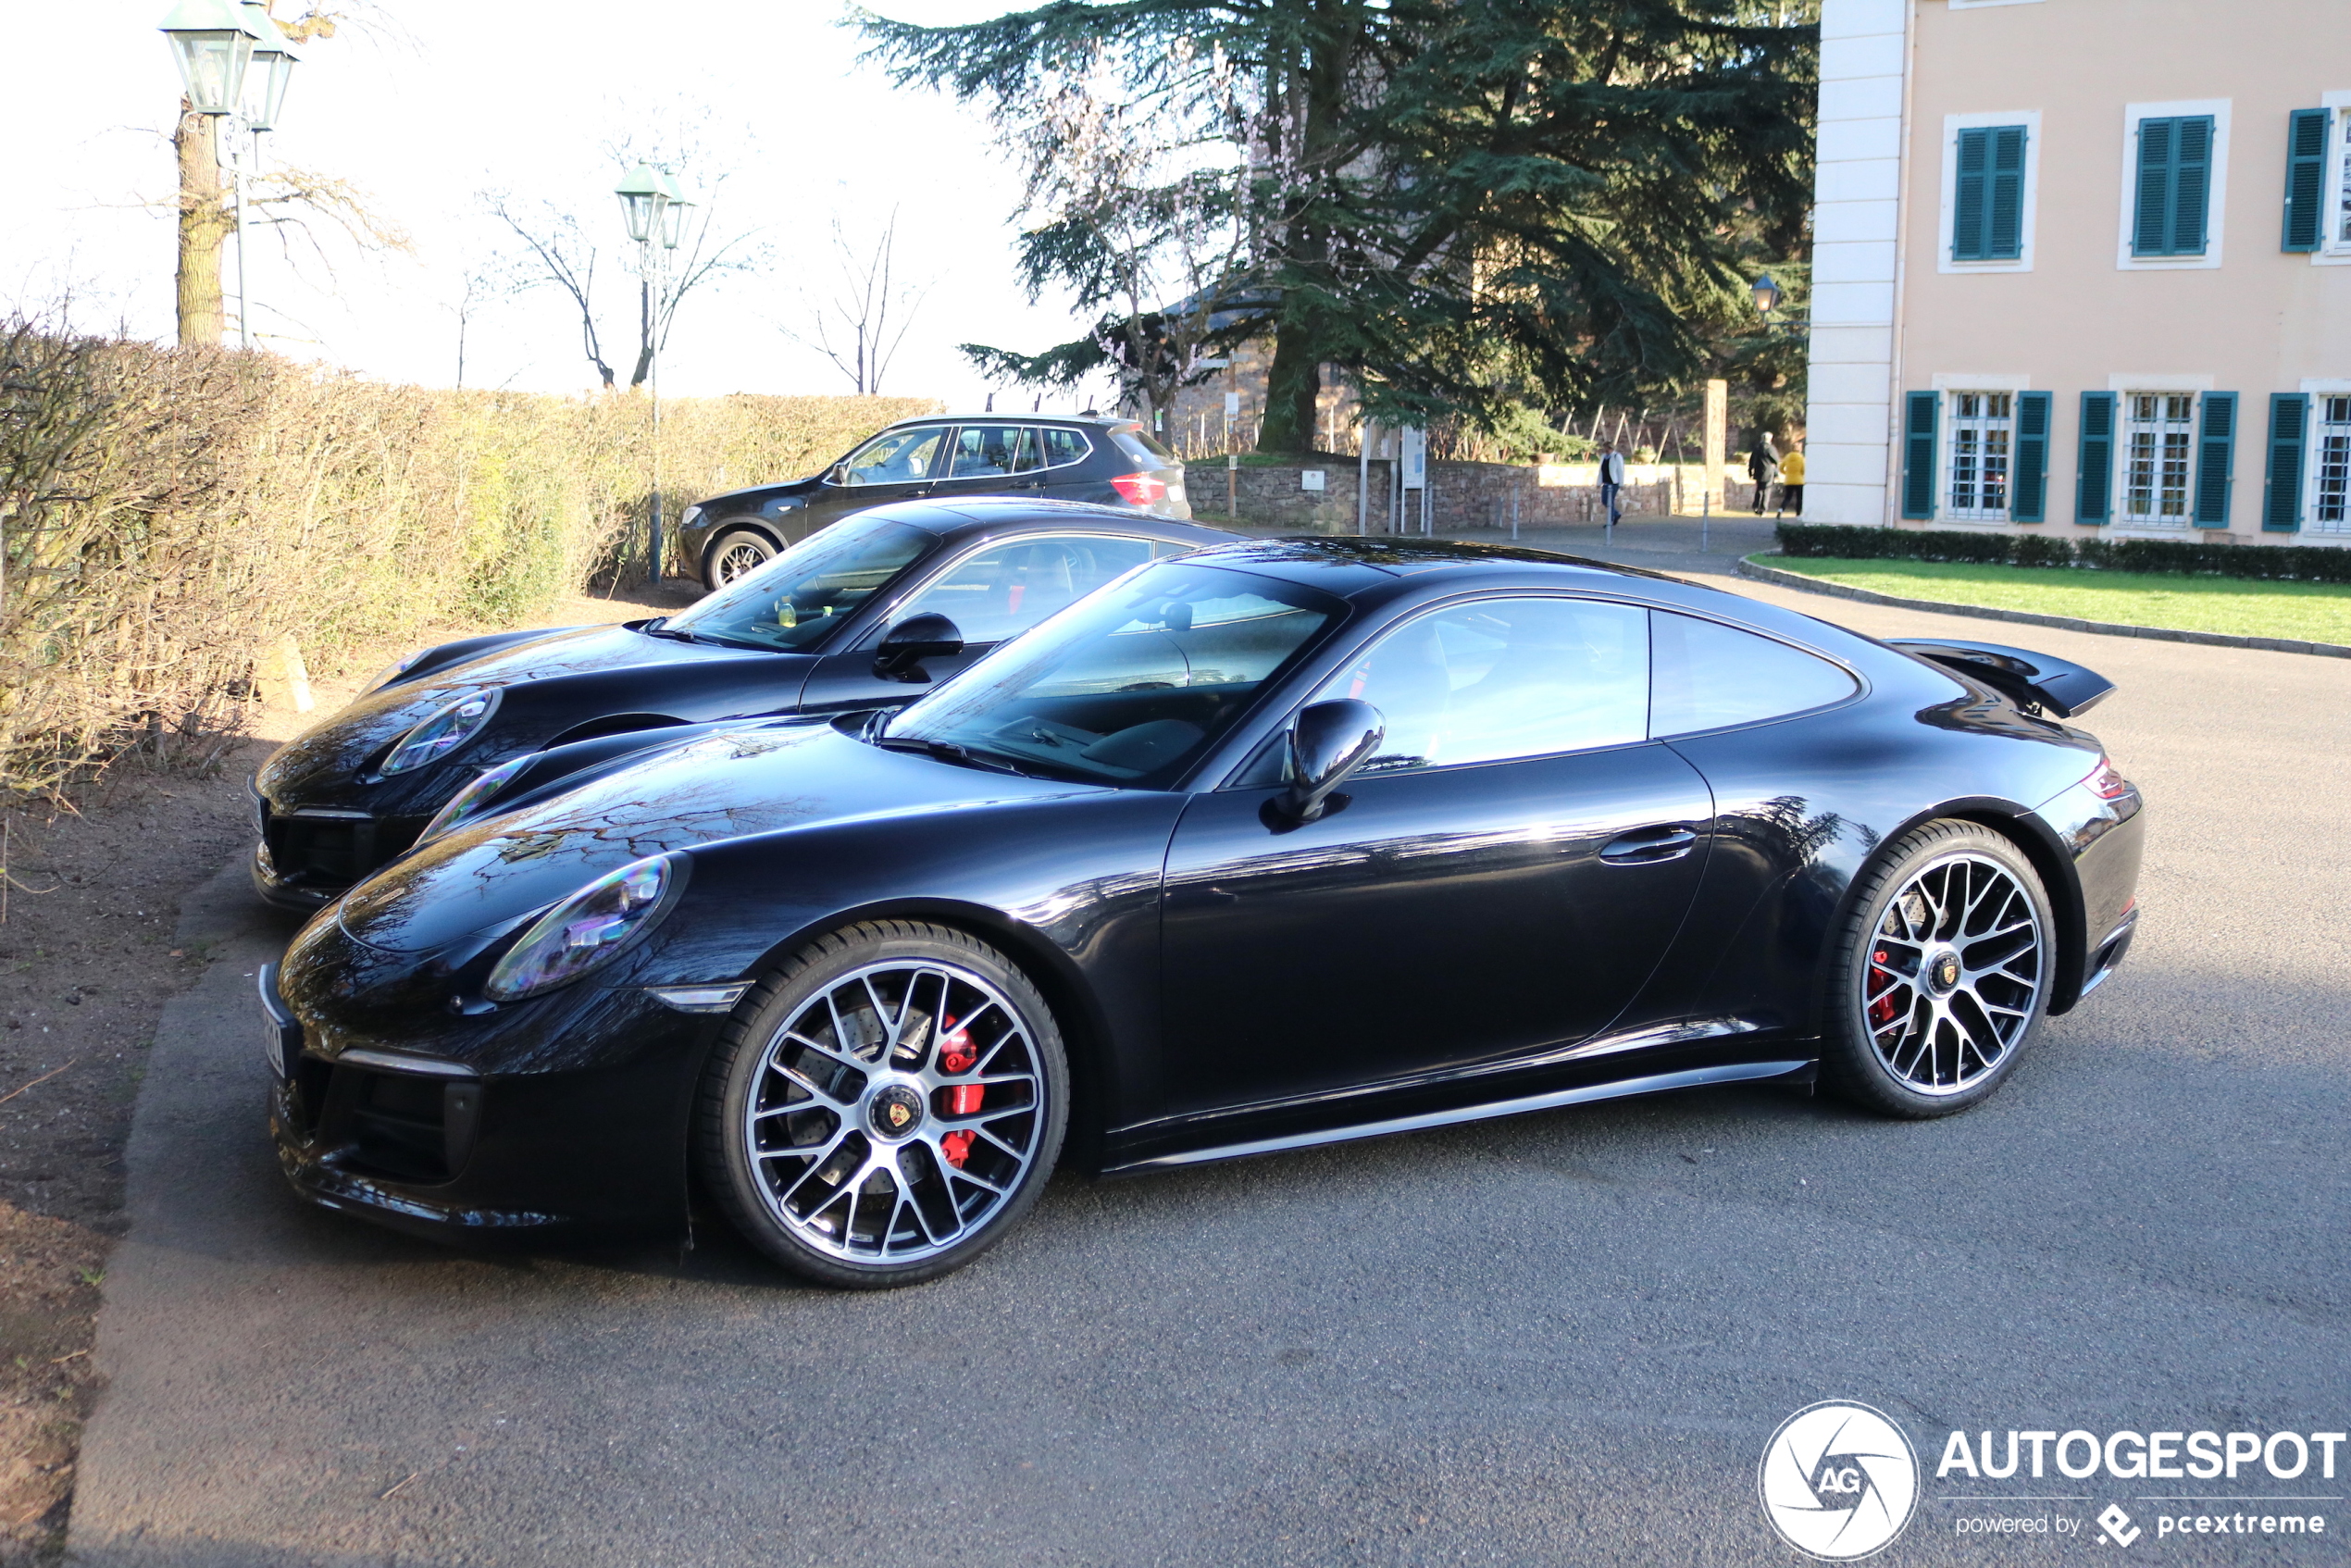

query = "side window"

[
  {"left": 945, "top": 424, "right": 1033, "bottom": 479},
  {"left": 840, "top": 425, "right": 948, "bottom": 487},
  {"left": 887, "top": 534, "right": 1160, "bottom": 644},
  {"left": 1648, "top": 612, "right": 1858, "bottom": 736},
  {"left": 1036, "top": 427, "right": 1092, "bottom": 469},
  {"left": 1310, "top": 597, "right": 1649, "bottom": 773}
]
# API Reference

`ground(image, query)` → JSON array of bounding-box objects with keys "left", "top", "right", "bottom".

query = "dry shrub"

[{"left": 0, "top": 319, "right": 933, "bottom": 798}]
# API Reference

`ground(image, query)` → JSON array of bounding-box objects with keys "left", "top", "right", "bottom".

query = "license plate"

[
  {"left": 262, "top": 1010, "right": 289, "bottom": 1078},
  {"left": 257, "top": 964, "right": 295, "bottom": 1079}
]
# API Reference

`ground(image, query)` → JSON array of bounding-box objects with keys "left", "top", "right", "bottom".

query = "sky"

[{"left": 8, "top": 0, "right": 1124, "bottom": 411}]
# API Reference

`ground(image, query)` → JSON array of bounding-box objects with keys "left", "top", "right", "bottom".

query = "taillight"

[
  {"left": 1109, "top": 471, "right": 1167, "bottom": 505},
  {"left": 2085, "top": 756, "right": 2131, "bottom": 800}
]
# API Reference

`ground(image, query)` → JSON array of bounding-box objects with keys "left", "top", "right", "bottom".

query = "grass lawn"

[{"left": 1760, "top": 555, "right": 2351, "bottom": 645}]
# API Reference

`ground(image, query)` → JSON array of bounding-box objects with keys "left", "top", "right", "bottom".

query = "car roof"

[
  {"left": 882, "top": 412, "right": 1139, "bottom": 430},
  {"left": 842, "top": 496, "right": 1240, "bottom": 546},
  {"left": 1175, "top": 537, "right": 1897, "bottom": 664}
]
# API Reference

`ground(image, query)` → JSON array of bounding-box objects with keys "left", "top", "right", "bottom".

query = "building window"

[
  {"left": 2315, "top": 395, "right": 2351, "bottom": 533},
  {"left": 2121, "top": 394, "right": 2196, "bottom": 527},
  {"left": 1947, "top": 393, "right": 2014, "bottom": 520},
  {"left": 1953, "top": 126, "right": 2028, "bottom": 261},
  {"left": 2133, "top": 116, "right": 2215, "bottom": 256},
  {"left": 2337, "top": 111, "right": 2351, "bottom": 248},
  {"left": 2119, "top": 102, "right": 2231, "bottom": 270}
]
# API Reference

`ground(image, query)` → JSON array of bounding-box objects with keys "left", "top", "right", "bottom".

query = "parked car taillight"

[
  {"left": 2085, "top": 756, "right": 2132, "bottom": 800},
  {"left": 1109, "top": 472, "right": 1167, "bottom": 505}
]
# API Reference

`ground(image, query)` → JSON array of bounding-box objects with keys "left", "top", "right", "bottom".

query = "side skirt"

[{"left": 1106, "top": 1059, "right": 1816, "bottom": 1176}]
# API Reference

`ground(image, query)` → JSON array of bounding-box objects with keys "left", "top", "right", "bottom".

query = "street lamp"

[
  {"left": 158, "top": 0, "right": 256, "bottom": 116},
  {"left": 243, "top": 5, "right": 301, "bottom": 133},
  {"left": 658, "top": 172, "right": 693, "bottom": 250},
  {"left": 615, "top": 162, "right": 666, "bottom": 243},
  {"left": 1750, "top": 271, "right": 1807, "bottom": 338},
  {"left": 614, "top": 164, "right": 689, "bottom": 584}
]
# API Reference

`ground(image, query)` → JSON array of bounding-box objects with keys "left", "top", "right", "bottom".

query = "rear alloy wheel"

[
  {"left": 1823, "top": 821, "right": 2053, "bottom": 1117},
  {"left": 705, "top": 527, "right": 777, "bottom": 587},
  {"left": 699, "top": 921, "right": 1067, "bottom": 1288}
]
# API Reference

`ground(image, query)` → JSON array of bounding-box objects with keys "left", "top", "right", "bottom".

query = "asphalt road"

[{"left": 69, "top": 566, "right": 2351, "bottom": 1567}]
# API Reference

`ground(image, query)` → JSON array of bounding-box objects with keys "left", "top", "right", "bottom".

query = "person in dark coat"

[{"left": 1748, "top": 433, "right": 1779, "bottom": 516}]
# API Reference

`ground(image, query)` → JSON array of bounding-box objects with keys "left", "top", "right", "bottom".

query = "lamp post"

[
  {"left": 615, "top": 163, "right": 690, "bottom": 585},
  {"left": 158, "top": 0, "right": 297, "bottom": 348}
]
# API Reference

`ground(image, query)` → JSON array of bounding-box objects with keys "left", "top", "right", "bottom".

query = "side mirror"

[
  {"left": 1279, "top": 699, "right": 1385, "bottom": 823},
  {"left": 823, "top": 462, "right": 848, "bottom": 486},
  {"left": 872, "top": 613, "right": 964, "bottom": 682}
]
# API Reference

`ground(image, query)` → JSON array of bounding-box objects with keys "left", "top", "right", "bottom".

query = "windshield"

[
  {"left": 883, "top": 561, "right": 1346, "bottom": 788},
  {"left": 664, "top": 516, "right": 934, "bottom": 652}
]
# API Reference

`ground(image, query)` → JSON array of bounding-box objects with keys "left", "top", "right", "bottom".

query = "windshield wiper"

[
  {"left": 641, "top": 625, "right": 771, "bottom": 651},
  {"left": 874, "top": 735, "right": 1025, "bottom": 775}
]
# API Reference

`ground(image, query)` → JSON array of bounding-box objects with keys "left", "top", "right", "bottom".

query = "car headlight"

[
  {"left": 679, "top": 504, "right": 704, "bottom": 531},
  {"left": 379, "top": 690, "right": 501, "bottom": 776},
  {"left": 414, "top": 755, "right": 529, "bottom": 845},
  {"left": 483, "top": 853, "right": 681, "bottom": 1002},
  {"left": 364, "top": 649, "right": 427, "bottom": 694}
]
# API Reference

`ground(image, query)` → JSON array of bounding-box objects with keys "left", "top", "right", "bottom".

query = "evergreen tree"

[{"left": 864, "top": 0, "right": 1814, "bottom": 453}]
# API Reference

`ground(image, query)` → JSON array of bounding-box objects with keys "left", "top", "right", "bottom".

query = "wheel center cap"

[
  {"left": 868, "top": 1083, "right": 927, "bottom": 1140},
  {"left": 1925, "top": 949, "right": 1963, "bottom": 996}
]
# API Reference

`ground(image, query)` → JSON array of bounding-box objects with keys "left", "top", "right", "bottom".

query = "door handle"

[{"left": 1599, "top": 826, "right": 1700, "bottom": 865}]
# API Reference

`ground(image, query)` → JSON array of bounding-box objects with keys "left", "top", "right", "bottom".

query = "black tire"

[
  {"left": 1822, "top": 819, "right": 2056, "bottom": 1119},
  {"left": 703, "top": 526, "right": 777, "bottom": 588},
  {"left": 696, "top": 920, "right": 1068, "bottom": 1288}
]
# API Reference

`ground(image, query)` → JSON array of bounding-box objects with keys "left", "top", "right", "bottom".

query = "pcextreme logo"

[{"left": 1759, "top": 1400, "right": 1922, "bottom": 1561}]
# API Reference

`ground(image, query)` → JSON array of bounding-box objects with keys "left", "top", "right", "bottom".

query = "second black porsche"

[
  {"left": 264, "top": 539, "right": 2146, "bottom": 1289},
  {"left": 250, "top": 501, "right": 1232, "bottom": 909}
]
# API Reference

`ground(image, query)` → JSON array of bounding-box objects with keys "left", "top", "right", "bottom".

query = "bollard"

[{"left": 1701, "top": 491, "right": 1710, "bottom": 554}]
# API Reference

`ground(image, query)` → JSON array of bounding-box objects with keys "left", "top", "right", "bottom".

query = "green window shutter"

[
  {"left": 1901, "top": 392, "right": 1939, "bottom": 519},
  {"left": 2012, "top": 392, "right": 2052, "bottom": 521},
  {"left": 1987, "top": 125, "right": 2028, "bottom": 259},
  {"left": 2133, "top": 118, "right": 2175, "bottom": 255},
  {"left": 2283, "top": 108, "right": 2331, "bottom": 253},
  {"left": 2194, "top": 392, "right": 2237, "bottom": 527},
  {"left": 2076, "top": 392, "right": 2116, "bottom": 523},
  {"left": 1953, "top": 128, "right": 1991, "bottom": 259},
  {"left": 2264, "top": 393, "right": 2309, "bottom": 530},
  {"left": 2171, "top": 117, "right": 2215, "bottom": 255}
]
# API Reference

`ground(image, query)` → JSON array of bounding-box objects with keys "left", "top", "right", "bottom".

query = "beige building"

[{"left": 1804, "top": 0, "right": 2351, "bottom": 546}]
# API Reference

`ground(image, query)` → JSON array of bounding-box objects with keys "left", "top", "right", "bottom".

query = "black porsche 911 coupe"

[
  {"left": 249, "top": 501, "right": 1233, "bottom": 909},
  {"left": 263, "top": 539, "right": 2145, "bottom": 1288}
]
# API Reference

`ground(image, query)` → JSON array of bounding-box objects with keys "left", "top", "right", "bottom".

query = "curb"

[{"left": 1735, "top": 555, "right": 2351, "bottom": 661}]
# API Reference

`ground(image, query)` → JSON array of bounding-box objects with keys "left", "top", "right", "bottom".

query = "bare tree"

[
  {"left": 787, "top": 213, "right": 927, "bottom": 395},
  {"left": 484, "top": 194, "right": 617, "bottom": 388},
  {"left": 484, "top": 107, "right": 768, "bottom": 392}
]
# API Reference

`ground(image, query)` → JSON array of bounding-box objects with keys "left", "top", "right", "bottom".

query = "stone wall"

[{"left": 1186, "top": 457, "right": 1765, "bottom": 531}]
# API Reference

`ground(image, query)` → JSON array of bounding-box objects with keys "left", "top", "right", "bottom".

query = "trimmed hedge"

[{"left": 1775, "top": 523, "right": 2351, "bottom": 584}]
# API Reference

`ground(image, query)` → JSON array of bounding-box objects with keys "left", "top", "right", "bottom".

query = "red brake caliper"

[
  {"left": 1867, "top": 949, "right": 1899, "bottom": 1027},
  {"left": 938, "top": 1015, "right": 981, "bottom": 1168}
]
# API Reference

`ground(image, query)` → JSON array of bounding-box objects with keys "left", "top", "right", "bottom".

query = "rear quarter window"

[
  {"left": 1036, "top": 428, "right": 1094, "bottom": 468},
  {"left": 1649, "top": 612, "right": 1858, "bottom": 737}
]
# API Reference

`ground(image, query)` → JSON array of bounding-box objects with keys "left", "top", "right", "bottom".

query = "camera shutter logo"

[{"left": 1758, "top": 1401, "right": 1921, "bottom": 1560}]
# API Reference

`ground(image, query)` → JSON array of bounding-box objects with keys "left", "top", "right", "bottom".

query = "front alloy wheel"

[
  {"left": 700, "top": 921, "right": 1066, "bottom": 1288},
  {"left": 1825, "top": 821, "right": 2053, "bottom": 1116}
]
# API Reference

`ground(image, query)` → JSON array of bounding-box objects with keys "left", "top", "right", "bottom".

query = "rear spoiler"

[{"left": 1886, "top": 639, "right": 2116, "bottom": 719}]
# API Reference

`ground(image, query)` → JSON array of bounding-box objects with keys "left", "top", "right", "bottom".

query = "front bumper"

[
  {"left": 249, "top": 777, "right": 424, "bottom": 908},
  {"left": 263, "top": 963, "right": 718, "bottom": 1242}
]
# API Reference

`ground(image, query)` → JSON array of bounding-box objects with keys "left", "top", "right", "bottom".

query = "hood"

[
  {"left": 334, "top": 720, "right": 1100, "bottom": 954},
  {"left": 696, "top": 475, "right": 821, "bottom": 512},
  {"left": 256, "top": 624, "right": 813, "bottom": 811}
]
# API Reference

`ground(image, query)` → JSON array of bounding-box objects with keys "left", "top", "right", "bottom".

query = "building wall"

[{"left": 1804, "top": 0, "right": 2351, "bottom": 545}]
